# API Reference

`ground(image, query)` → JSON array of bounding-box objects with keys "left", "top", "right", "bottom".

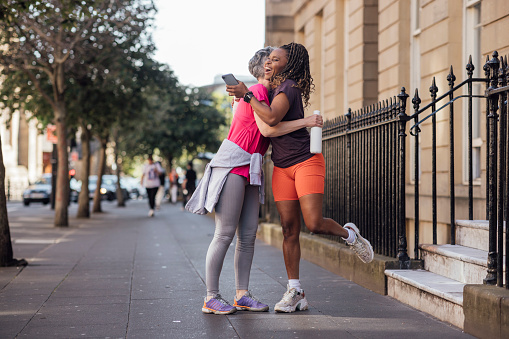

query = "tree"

[
  {"left": 81, "top": 38, "right": 153, "bottom": 212},
  {"left": 0, "top": 0, "right": 155, "bottom": 226},
  {"left": 119, "top": 63, "right": 226, "bottom": 167},
  {"left": 0, "top": 124, "right": 27, "bottom": 267}
]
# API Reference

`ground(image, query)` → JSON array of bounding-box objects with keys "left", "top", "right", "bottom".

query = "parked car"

[
  {"left": 72, "top": 175, "right": 129, "bottom": 201},
  {"left": 121, "top": 176, "right": 145, "bottom": 199},
  {"left": 92, "top": 175, "right": 116, "bottom": 201},
  {"left": 23, "top": 174, "right": 52, "bottom": 206}
]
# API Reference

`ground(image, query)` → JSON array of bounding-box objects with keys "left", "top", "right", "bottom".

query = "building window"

[{"left": 463, "top": 0, "right": 482, "bottom": 183}]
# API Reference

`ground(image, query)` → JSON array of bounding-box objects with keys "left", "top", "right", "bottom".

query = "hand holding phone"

[{"left": 222, "top": 73, "right": 239, "bottom": 86}]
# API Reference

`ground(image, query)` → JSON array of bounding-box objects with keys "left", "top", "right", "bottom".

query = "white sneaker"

[
  {"left": 274, "top": 285, "right": 308, "bottom": 313},
  {"left": 344, "top": 223, "right": 374, "bottom": 263},
  {"left": 148, "top": 209, "right": 154, "bottom": 217}
]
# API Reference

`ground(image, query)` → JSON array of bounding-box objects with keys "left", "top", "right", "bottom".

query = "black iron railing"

[
  {"left": 409, "top": 52, "right": 507, "bottom": 288},
  {"left": 261, "top": 89, "right": 411, "bottom": 268},
  {"left": 483, "top": 52, "right": 509, "bottom": 287},
  {"left": 321, "top": 90, "right": 410, "bottom": 267},
  {"left": 409, "top": 60, "right": 486, "bottom": 248}
]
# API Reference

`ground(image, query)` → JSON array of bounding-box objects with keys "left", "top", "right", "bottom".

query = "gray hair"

[{"left": 249, "top": 46, "right": 275, "bottom": 80}]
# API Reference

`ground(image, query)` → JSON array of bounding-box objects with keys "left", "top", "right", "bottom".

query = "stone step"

[
  {"left": 385, "top": 269, "right": 465, "bottom": 329},
  {"left": 456, "top": 219, "right": 506, "bottom": 252},
  {"left": 420, "top": 244, "right": 489, "bottom": 284}
]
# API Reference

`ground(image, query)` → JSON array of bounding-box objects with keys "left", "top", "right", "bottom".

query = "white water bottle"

[{"left": 310, "top": 110, "right": 322, "bottom": 153}]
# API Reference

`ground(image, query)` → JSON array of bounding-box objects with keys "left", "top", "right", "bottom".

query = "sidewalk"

[{"left": 0, "top": 200, "right": 473, "bottom": 338}]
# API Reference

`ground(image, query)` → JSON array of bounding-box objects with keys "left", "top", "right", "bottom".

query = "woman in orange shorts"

[{"left": 227, "top": 42, "right": 374, "bottom": 313}]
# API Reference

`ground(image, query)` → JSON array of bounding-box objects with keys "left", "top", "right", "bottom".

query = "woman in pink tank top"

[{"left": 201, "top": 47, "right": 323, "bottom": 315}]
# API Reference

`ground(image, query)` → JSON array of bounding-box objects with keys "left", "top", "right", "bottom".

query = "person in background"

[
  {"left": 155, "top": 161, "right": 166, "bottom": 210},
  {"left": 168, "top": 168, "right": 179, "bottom": 204},
  {"left": 141, "top": 155, "right": 163, "bottom": 217},
  {"left": 181, "top": 161, "right": 196, "bottom": 211}
]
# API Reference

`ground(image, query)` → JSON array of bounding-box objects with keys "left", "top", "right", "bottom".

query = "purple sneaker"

[
  {"left": 233, "top": 291, "right": 269, "bottom": 312},
  {"left": 202, "top": 294, "right": 237, "bottom": 315}
]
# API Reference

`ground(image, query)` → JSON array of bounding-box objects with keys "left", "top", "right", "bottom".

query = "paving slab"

[{"left": 0, "top": 200, "right": 474, "bottom": 338}]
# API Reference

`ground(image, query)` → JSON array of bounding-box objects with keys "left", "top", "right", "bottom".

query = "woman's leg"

[
  {"left": 272, "top": 165, "right": 309, "bottom": 313},
  {"left": 147, "top": 187, "right": 157, "bottom": 210},
  {"left": 276, "top": 200, "right": 303, "bottom": 280},
  {"left": 234, "top": 183, "right": 259, "bottom": 298},
  {"left": 295, "top": 155, "right": 374, "bottom": 263},
  {"left": 155, "top": 186, "right": 164, "bottom": 209},
  {"left": 205, "top": 174, "right": 246, "bottom": 298},
  {"left": 299, "top": 193, "right": 349, "bottom": 238},
  {"left": 272, "top": 165, "right": 303, "bottom": 281},
  {"left": 232, "top": 184, "right": 270, "bottom": 312}
]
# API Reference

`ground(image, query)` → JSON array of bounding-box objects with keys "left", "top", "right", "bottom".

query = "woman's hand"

[
  {"left": 226, "top": 81, "right": 249, "bottom": 98},
  {"left": 304, "top": 114, "right": 323, "bottom": 128}
]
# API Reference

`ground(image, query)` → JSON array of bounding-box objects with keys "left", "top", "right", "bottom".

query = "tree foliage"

[
  {"left": 0, "top": 0, "right": 156, "bottom": 226},
  {"left": 119, "top": 63, "right": 226, "bottom": 167}
]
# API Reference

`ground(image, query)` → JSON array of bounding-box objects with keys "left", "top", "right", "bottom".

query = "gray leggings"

[{"left": 205, "top": 173, "right": 260, "bottom": 296}]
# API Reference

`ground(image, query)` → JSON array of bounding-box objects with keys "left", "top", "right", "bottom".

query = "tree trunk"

[
  {"left": 113, "top": 129, "right": 125, "bottom": 207},
  {"left": 115, "top": 156, "right": 125, "bottom": 207},
  {"left": 54, "top": 103, "right": 69, "bottom": 227},
  {"left": 77, "top": 125, "right": 91, "bottom": 218},
  {"left": 92, "top": 138, "right": 107, "bottom": 213},
  {"left": 0, "top": 127, "right": 26, "bottom": 266}
]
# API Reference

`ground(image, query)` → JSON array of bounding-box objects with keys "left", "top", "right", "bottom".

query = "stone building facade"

[
  {"left": 265, "top": 0, "right": 509, "bottom": 257},
  {"left": 1, "top": 107, "right": 52, "bottom": 199}
]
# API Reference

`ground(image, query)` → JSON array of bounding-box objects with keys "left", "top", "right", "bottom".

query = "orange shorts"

[{"left": 272, "top": 154, "right": 325, "bottom": 201}]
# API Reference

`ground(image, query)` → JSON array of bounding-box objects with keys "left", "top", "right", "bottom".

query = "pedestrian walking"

[
  {"left": 155, "top": 161, "right": 166, "bottom": 210},
  {"left": 186, "top": 47, "right": 322, "bottom": 315},
  {"left": 141, "top": 155, "right": 163, "bottom": 217},
  {"left": 168, "top": 168, "right": 179, "bottom": 204},
  {"left": 227, "top": 42, "right": 374, "bottom": 313},
  {"left": 181, "top": 161, "right": 196, "bottom": 211}
]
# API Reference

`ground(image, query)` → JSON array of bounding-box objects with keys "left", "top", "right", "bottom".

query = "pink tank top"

[{"left": 227, "top": 83, "right": 270, "bottom": 180}]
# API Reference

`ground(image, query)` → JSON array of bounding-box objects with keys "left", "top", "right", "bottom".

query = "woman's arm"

[
  {"left": 254, "top": 112, "right": 323, "bottom": 138},
  {"left": 226, "top": 82, "right": 289, "bottom": 127}
]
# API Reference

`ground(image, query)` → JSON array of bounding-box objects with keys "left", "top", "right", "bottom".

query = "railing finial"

[
  {"left": 466, "top": 55, "right": 474, "bottom": 77},
  {"left": 447, "top": 66, "right": 456, "bottom": 88},
  {"left": 346, "top": 108, "right": 352, "bottom": 131},
  {"left": 429, "top": 77, "right": 438, "bottom": 99},
  {"left": 483, "top": 54, "right": 491, "bottom": 77},
  {"left": 397, "top": 87, "right": 409, "bottom": 114},
  {"left": 488, "top": 51, "right": 500, "bottom": 89},
  {"left": 412, "top": 88, "right": 421, "bottom": 111}
]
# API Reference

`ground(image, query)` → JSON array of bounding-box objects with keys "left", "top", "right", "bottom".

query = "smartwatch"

[{"left": 244, "top": 91, "right": 254, "bottom": 103}]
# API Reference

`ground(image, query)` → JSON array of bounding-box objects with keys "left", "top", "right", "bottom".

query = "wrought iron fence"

[
  {"left": 261, "top": 51, "right": 508, "bottom": 286},
  {"left": 482, "top": 52, "right": 508, "bottom": 287},
  {"left": 410, "top": 52, "right": 507, "bottom": 288},
  {"left": 261, "top": 89, "right": 412, "bottom": 268},
  {"left": 321, "top": 91, "right": 410, "bottom": 265}
]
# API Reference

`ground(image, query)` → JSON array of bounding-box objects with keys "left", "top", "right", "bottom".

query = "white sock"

[
  {"left": 342, "top": 228, "right": 356, "bottom": 244},
  {"left": 288, "top": 279, "right": 302, "bottom": 292}
]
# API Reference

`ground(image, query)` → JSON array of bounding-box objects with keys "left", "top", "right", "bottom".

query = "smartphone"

[{"left": 222, "top": 73, "right": 239, "bottom": 86}]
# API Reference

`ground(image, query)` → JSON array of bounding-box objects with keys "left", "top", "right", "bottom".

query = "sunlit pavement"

[{"left": 0, "top": 199, "right": 473, "bottom": 338}]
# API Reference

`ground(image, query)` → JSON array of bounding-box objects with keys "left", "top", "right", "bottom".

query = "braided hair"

[{"left": 271, "top": 42, "right": 314, "bottom": 108}]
